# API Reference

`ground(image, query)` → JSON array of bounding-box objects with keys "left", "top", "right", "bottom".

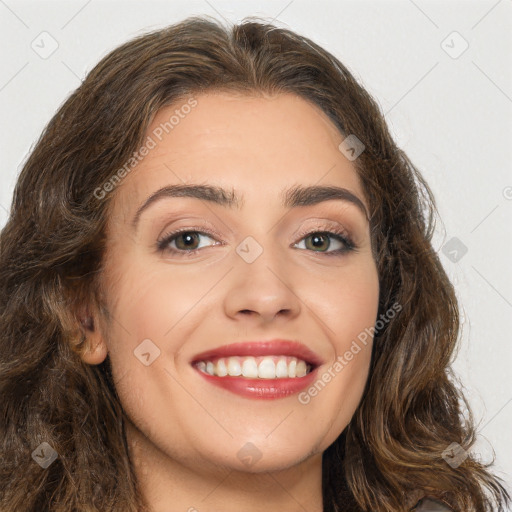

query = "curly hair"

[{"left": 0, "top": 15, "right": 509, "bottom": 512}]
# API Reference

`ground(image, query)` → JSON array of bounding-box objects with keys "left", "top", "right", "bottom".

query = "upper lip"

[{"left": 190, "top": 339, "right": 324, "bottom": 367}]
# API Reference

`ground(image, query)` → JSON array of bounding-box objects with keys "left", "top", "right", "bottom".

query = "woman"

[{"left": 0, "top": 15, "right": 509, "bottom": 512}]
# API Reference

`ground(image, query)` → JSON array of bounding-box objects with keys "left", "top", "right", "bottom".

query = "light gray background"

[{"left": 1, "top": 0, "right": 511, "bottom": 496}]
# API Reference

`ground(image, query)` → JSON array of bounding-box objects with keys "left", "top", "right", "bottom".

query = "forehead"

[{"left": 110, "top": 91, "right": 367, "bottom": 218}]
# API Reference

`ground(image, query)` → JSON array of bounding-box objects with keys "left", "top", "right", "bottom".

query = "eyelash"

[{"left": 156, "top": 224, "right": 357, "bottom": 258}]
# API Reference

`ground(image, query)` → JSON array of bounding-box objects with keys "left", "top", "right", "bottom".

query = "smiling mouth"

[
  {"left": 194, "top": 355, "right": 314, "bottom": 379},
  {"left": 190, "top": 339, "right": 323, "bottom": 398}
]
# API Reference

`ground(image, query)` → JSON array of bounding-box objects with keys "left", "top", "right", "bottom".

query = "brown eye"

[
  {"left": 294, "top": 230, "right": 354, "bottom": 256},
  {"left": 174, "top": 232, "right": 201, "bottom": 251},
  {"left": 157, "top": 229, "right": 219, "bottom": 255},
  {"left": 304, "top": 233, "right": 331, "bottom": 252}
]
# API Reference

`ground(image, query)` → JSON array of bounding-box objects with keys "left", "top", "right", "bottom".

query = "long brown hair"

[{"left": 0, "top": 15, "right": 509, "bottom": 512}]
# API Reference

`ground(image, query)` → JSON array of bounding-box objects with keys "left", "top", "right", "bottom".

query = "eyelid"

[
  {"left": 156, "top": 218, "right": 351, "bottom": 243},
  {"left": 156, "top": 219, "right": 224, "bottom": 244},
  {"left": 293, "top": 219, "right": 351, "bottom": 239}
]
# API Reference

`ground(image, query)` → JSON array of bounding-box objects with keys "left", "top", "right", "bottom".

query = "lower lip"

[{"left": 194, "top": 366, "right": 319, "bottom": 399}]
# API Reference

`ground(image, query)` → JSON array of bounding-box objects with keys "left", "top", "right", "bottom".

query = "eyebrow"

[{"left": 131, "top": 183, "right": 369, "bottom": 229}]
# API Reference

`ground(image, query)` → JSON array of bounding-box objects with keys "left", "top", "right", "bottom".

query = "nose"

[{"left": 223, "top": 248, "right": 302, "bottom": 325}]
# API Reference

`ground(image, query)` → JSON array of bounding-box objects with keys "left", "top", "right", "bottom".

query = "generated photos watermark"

[
  {"left": 93, "top": 96, "right": 198, "bottom": 200},
  {"left": 298, "top": 301, "right": 402, "bottom": 405}
]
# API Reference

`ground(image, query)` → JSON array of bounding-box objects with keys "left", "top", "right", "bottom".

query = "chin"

[{"left": 209, "top": 434, "right": 324, "bottom": 474}]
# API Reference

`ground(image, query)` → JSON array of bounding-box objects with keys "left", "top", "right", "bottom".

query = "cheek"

[
  {"left": 316, "top": 258, "right": 380, "bottom": 352},
  {"left": 103, "top": 254, "right": 199, "bottom": 345},
  {"left": 97, "top": 253, "right": 184, "bottom": 390},
  {"left": 300, "top": 258, "right": 378, "bottom": 429}
]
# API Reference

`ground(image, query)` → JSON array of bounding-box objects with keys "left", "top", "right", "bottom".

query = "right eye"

[{"left": 157, "top": 229, "right": 221, "bottom": 256}]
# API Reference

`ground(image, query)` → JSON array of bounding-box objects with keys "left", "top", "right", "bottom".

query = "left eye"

[{"left": 294, "top": 231, "right": 351, "bottom": 253}]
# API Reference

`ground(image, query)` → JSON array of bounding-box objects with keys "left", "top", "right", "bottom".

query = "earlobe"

[
  {"left": 80, "top": 333, "right": 108, "bottom": 365},
  {"left": 77, "top": 313, "right": 108, "bottom": 365}
]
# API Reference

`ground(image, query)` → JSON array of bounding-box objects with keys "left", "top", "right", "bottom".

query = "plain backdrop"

[{"left": 1, "top": 0, "right": 511, "bottom": 498}]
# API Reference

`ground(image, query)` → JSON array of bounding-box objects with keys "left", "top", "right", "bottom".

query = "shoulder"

[{"left": 411, "top": 497, "right": 453, "bottom": 511}]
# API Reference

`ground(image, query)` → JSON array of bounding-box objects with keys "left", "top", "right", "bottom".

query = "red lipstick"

[{"left": 191, "top": 339, "right": 323, "bottom": 400}]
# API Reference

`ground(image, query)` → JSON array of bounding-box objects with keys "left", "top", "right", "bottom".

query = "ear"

[
  {"left": 77, "top": 308, "right": 108, "bottom": 365},
  {"left": 80, "top": 329, "right": 108, "bottom": 365}
]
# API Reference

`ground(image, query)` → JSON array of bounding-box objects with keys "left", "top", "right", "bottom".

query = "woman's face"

[{"left": 88, "top": 91, "right": 379, "bottom": 474}]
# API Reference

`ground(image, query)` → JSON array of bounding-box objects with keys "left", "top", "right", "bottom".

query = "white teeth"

[
  {"left": 288, "top": 359, "right": 297, "bottom": 378},
  {"left": 258, "top": 357, "right": 276, "bottom": 379},
  {"left": 296, "top": 360, "right": 307, "bottom": 377},
  {"left": 275, "top": 357, "right": 288, "bottom": 378},
  {"left": 227, "top": 357, "right": 242, "bottom": 376},
  {"left": 196, "top": 355, "right": 314, "bottom": 379},
  {"left": 216, "top": 358, "right": 228, "bottom": 377},
  {"left": 241, "top": 357, "right": 259, "bottom": 378}
]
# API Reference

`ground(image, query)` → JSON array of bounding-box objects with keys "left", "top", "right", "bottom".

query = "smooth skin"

[{"left": 80, "top": 91, "right": 380, "bottom": 511}]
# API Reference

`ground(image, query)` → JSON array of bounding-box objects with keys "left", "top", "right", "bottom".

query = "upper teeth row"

[{"left": 195, "top": 356, "right": 312, "bottom": 379}]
